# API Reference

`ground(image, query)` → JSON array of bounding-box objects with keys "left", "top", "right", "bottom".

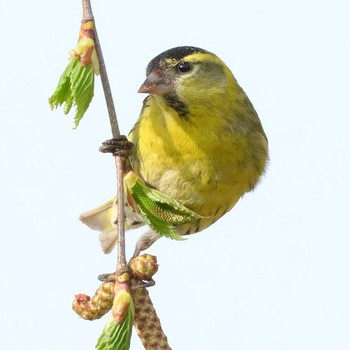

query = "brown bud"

[{"left": 129, "top": 254, "right": 158, "bottom": 281}]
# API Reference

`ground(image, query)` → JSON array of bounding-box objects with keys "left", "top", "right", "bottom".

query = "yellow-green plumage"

[
  {"left": 129, "top": 49, "right": 267, "bottom": 232},
  {"left": 80, "top": 46, "right": 268, "bottom": 254}
]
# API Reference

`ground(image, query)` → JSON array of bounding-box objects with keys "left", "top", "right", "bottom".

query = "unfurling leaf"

[
  {"left": 124, "top": 171, "right": 201, "bottom": 240},
  {"left": 96, "top": 309, "right": 133, "bottom": 350},
  {"left": 48, "top": 21, "right": 99, "bottom": 128},
  {"left": 49, "top": 59, "right": 94, "bottom": 128},
  {"left": 96, "top": 274, "right": 134, "bottom": 350}
]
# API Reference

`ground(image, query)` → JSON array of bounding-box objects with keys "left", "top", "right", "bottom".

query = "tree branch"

[
  {"left": 78, "top": 3, "right": 171, "bottom": 349},
  {"left": 81, "top": 0, "right": 126, "bottom": 274}
]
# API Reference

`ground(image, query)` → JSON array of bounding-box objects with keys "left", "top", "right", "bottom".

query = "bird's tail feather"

[{"left": 79, "top": 196, "right": 145, "bottom": 253}]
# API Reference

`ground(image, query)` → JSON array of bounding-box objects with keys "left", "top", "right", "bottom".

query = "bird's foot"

[
  {"left": 98, "top": 272, "right": 117, "bottom": 282},
  {"left": 99, "top": 136, "right": 134, "bottom": 157},
  {"left": 98, "top": 272, "right": 156, "bottom": 288},
  {"left": 138, "top": 278, "right": 156, "bottom": 288}
]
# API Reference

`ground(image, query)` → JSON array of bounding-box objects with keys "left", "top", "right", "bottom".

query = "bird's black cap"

[{"left": 146, "top": 46, "right": 208, "bottom": 75}]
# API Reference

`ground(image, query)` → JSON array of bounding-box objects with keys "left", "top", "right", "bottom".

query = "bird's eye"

[{"left": 178, "top": 61, "right": 192, "bottom": 73}]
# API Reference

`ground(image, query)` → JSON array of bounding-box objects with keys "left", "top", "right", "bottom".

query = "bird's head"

[{"left": 138, "top": 46, "right": 237, "bottom": 118}]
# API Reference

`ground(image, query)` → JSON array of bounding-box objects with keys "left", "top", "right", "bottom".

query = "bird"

[{"left": 80, "top": 46, "right": 268, "bottom": 255}]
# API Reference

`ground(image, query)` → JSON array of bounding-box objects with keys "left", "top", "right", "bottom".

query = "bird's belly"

[
  {"left": 129, "top": 99, "right": 267, "bottom": 230},
  {"left": 137, "top": 154, "right": 249, "bottom": 220}
]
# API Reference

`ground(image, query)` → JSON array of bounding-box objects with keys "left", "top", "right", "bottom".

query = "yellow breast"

[{"left": 129, "top": 95, "right": 268, "bottom": 225}]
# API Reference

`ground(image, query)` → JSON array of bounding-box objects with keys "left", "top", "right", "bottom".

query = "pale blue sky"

[{"left": 1, "top": 0, "right": 350, "bottom": 349}]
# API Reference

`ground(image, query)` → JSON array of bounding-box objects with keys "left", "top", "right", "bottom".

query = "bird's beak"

[{"left": 138, "top": 70, "right": 173, "bottom": 95}]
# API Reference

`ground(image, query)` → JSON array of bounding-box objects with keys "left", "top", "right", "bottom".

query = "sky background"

[{"left": 1, "top": 0, "right": 350, "bottom": 349}]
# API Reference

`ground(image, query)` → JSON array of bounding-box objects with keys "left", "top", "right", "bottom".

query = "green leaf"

[
  {"left": 125, "top": 172, "right": 201, "bottom": 240},
  {"left": 48, "top": 57, "right": 95, "bottom": 128},
  {"left": 96, "top": 307, "right": 134, "bottom": 350}
]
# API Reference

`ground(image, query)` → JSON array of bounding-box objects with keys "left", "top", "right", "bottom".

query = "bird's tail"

[{"left": 79, "top": 196, "right": 145, "bottom": 254}]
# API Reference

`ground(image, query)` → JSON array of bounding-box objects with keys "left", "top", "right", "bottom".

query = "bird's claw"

[
  {"left": 98, "top": 273, "right": 156, "bottom": 288},
  {"left": 99, "top": 136, "right": 134, "bottom": 157},
  {"left": 138, "top": 278, "right": 156, "bottom": 288},
  {"left": 98, "top": 272, "right": 117, "bottom": 282}
]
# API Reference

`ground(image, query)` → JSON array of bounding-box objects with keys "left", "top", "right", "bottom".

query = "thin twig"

[
  {"left": 115, "top": 157, "right": 127, "bottom": 274},
  {"left": 81, "top": 0, "right": 120, "bottom": 138},
  {"left": 81, "top": 0, "right": 127, "bottom": 274},
  {"left": 78, "top": 3, "right": 171, "bottom": 349}
]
